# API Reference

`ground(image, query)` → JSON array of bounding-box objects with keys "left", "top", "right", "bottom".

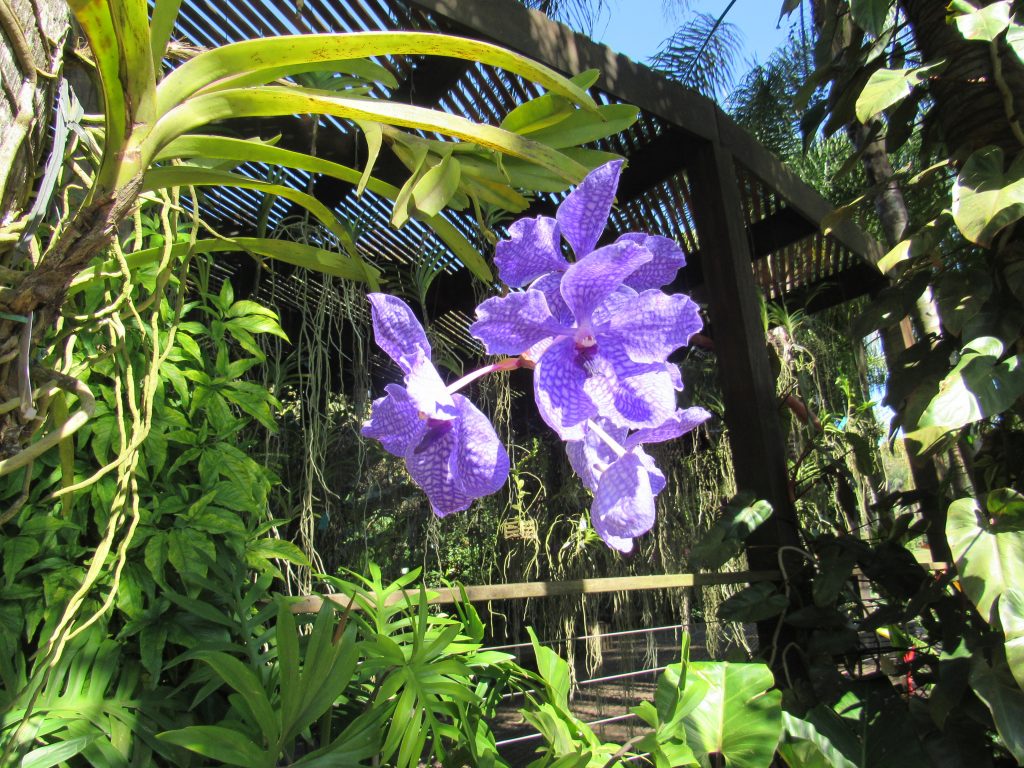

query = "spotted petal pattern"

[
  {"left": 606, "top": 291, "right": 703, "bottom": 364},
  {"left": 616, "top": 233, "right": 687, "bottom": 290},
  {"left": 470, "top": 290, "right": 559, "bottom": 356},
  {"left": 367, "top": 293, "right": 430, "bottom": 372},
  {"left": 363, "top": 294, "right": 509, "bottom": 517},
  {"left": 557, "top": 159, "right": 623, "bottom": 259},
  {"left": 592, "top": 452, "right": 654, "bottom": 553},
  {"left": 494, "top": 216, "right": 568, "bottom": 287}
]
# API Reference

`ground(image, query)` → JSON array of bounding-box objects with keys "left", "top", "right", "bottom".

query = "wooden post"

[{"left": 685, "top": 130, "right": 805, "bottom": 667}]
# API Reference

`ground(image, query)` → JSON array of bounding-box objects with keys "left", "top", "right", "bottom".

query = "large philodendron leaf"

[
  {"left": 145, "top": 86, "right": 590, "bottom": 184},
  {"left": 855, "top": 62, "right": 944, "bottom": 123},
  {"left": 681, "top": 662, "right": 783, "bottom": 768},
  {"left": 946, "top": 496, "right": 1024, "bottom": 625},
  {"left": 907, "top": 336, "right": 1024, "bottom": 450},
  {"left": 1000, "top": 587, "right": 1024, "bottom": 690},
  {"left": 155, "top": 31, "right": 597, "bottom": 115},
  {"left": 952, "top": 145, "right": 1024, "bottom": 246},
  {"left": 969, "top": 649, "right": 1024, "bottom": 764},
  {"left": 777, "top": 709, "right": 859, "bottom": 768},
  {"left": 156, "top": 135, "right": 493, "bottom": 281}
]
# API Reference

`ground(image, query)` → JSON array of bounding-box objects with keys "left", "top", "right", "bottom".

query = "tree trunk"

[
  {"left": 900, "top": 0, "right": 1024, "bottom": 159},
  {"left": 813, "top": 0, "right": 955, "bottom": 559}
]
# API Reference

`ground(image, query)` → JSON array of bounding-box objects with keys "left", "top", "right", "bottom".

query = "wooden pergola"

[{"left": 171, "top": 0, "right": 885, "bottom": 582}]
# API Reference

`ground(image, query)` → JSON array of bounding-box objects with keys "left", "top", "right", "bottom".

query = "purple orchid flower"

[
  {"left": 566, "top": 408, "right": 711, "bottom": 552},
  {"left": 470, "top": 162, "right": 703, "bottom": 440},
  {"left": 361, "top": 294, "right": 509, "bottom": 517},
  {"left": 493, "top": 161, "right": 686, "bottom": 292}
]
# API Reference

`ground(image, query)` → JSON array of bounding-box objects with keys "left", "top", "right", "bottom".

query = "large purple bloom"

[
  {"left": 471, "top": 162, "right": 702, "bottom": 440},
  {"left": 566, "top": 408, "right": 711, "bottom": 552},
  {"left": 361, "top": 294, "right": 509, "bottom": 517}
]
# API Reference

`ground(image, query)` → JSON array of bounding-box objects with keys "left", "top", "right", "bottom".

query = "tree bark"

[{"left": 900, "top": 0, "right": 1024, "bottom": 159}]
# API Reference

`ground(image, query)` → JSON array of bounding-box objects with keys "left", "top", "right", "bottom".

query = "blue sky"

[{"left": 589, "top": 0, "right": 795, "bottom": 70}]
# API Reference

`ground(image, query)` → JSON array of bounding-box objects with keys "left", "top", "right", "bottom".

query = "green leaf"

[
  {"left": 1008, "top": 22, "right": 1024, "bottom": 65},
  {"left": 150, "top": 0, "right": 184, "bottom": 71},
  {"left": 912, "top": 336, "right": 1024, "bottom": 439},
  {"left": 717, "top": 583, "right": 788, "bottom": 623},
  {"left": 876, "top": 214, "right": 951, "bottom": 274},
  {"left": 855, "top": 62, "right": 944, "bottom": 123},
  {"left": 946, "top": 496, "right": 1024, "bottom": 624},
  {"left": 155, "top": 31, "right": 597, "bottom": 117},
  {"left": 247, "top": 538, "right": 312, "bottom": 569},
  {"left": 952, "top": 145, "right": 1024, "bottom": 246},
  {"left": 850, "top": 0, "right": 893, "bottom": 37},
  {"left": 953, "top": 1, "right": 1011, "bottom": 41},
  {"left": 1000, "top": 588, "right": 1024, "bottom": 690},
  {"left": 779, "top": 709, "right": 859, "bottom": 768},
  {"left": 987, "top": 487, "right": 1024, "bottom": 529},
  {"left": 155, "top": 134, "right": 492, "bottom": 281},
  {"left": 500, "top": 69, "right": 600, "bottom": 134},
  {"left": 148, "top": 85, "right": 589, "bottom": 185},
  {"left": 72, "top": 237, "right": 379, "bottom": 289},
  {"left": 143, "top": 166, "right": 357, "bottom": 252},
  {"left": 158, "top": 725, "right": 271, "bottom": 768},
  {"left": 355, "top": 120, "right": 383, "bottom": 196},
  {"left": 21, "top": 735, "right": 97, "bottom": 768},
  {"left": 67, "top": 0, "right": 127, "bottom": 193},
  {"left": 681, "top": 662, "right": 783, "bottom": 768},
  {"left": 521, "top": 103, "right": 640, "bottom": 149},
  {"left": 935, "top": 268, "right": 992, "bottom": 336},
  {"left": 3, "top": 537, "right": 40, "bottom": 584},
  {"left": 411, "top": 154, "right": 462, "bottom": 217},
  {"left": 198, "top": 651, "right": 280, "bottom": 746},
  {"left": 689, "top": 496, "right": 773, "bottom": 570},
  {"left": 969, "top": 649, "right": 1024, "bottom": 763}
]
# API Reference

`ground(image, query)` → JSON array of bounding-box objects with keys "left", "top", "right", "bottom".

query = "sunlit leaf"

[
  {"left": 946, "top": 496, "right": 1024, "bottom": 624},
  {"left": 952, "top": 0, "right": 1011, "bottom": 41},
  {"left": 952, "top": 145, "right": 1024, "bottom": 246},
  {"left": 855, "top": 62, "right": 944, "bottom": 123}
]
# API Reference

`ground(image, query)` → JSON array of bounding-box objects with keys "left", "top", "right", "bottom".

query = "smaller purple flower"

[
  {"left": 361, "top": 294, "right": 509, "bottom": 517},
  {"left": 566, "top": 408, "right": 711, "bottom": 552}
]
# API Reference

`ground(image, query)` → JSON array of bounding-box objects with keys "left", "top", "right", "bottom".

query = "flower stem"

[
  {"left": 587, "top": 420, "right": 627, "bottom": 458},
  {"left": 446, "top": 356, "right": 522, "bottom": 394}
]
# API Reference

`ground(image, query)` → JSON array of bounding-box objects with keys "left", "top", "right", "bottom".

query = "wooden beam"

[
  {"left": 406, "top": 0, "right": 883, "bottom": 266},
  {"left": 292, "top": 570, "right": 782, "bottom": 613},
  {"left": 684, "top": 134, "right": 801, "bottom": 565}
]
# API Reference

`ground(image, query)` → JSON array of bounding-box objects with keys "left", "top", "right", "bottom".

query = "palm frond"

[{"left": 649, "top": 11, "right": 743, "bottom": 99}]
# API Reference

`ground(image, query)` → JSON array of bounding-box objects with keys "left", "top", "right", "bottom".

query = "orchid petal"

[
  {"left": 367, "top": 293, "right": 430, "bottom": 372},
  {"left": 534, "top": 337, "right": 597, "bottom": 439},
  {"left": 626, "top": 407, "right": 712, "bottom": 449},
  {"left": 452, "top": 394, "right": 510, "bottom": 498},
  {"left": 607, "top": 291, "right": 703, "bottom": 363},
  {"left": 616, "top": 233, "right": 687, "bottom": 289},
  {"left": 560, "top": 241, "right": 651, "bottom": 325},
  {"left": 592, "top": 451, "right": 655, "bottom": 540},
  {"left": 530, "top": 272, "right": 575, "bottom": 326},
  {"left": 494, "top": 216, "right": 568, "bottom": 287},
  {"left": 557, "top": 160, "right": 623, "bottom": 259},
  {"left": 582, "top": 338, "right": 679, "bottom": 430},
  {"left": 404, "top": 349, "right": 457, "bottom": 420},
  {"left": 470, "top": 290, "right": 562, "bottom": 356},
  {"left": 405, "top": 423, "right": 474, "bottom": 518},
  {"left": 360, "top": 384, "right": 424, "bottom": 457}
]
